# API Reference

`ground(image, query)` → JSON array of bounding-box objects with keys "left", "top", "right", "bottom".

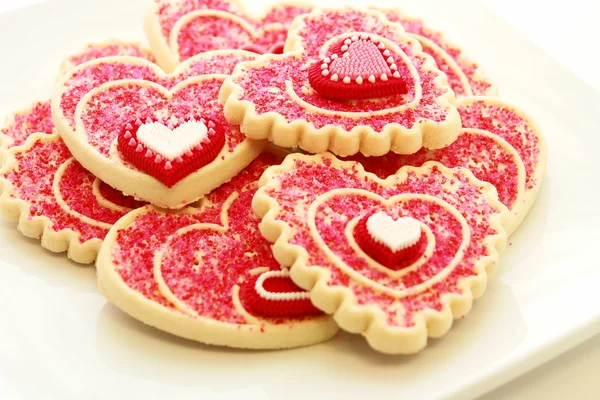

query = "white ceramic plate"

[{"left": 1, "top": 0, "right": 599, "bottom": 399}]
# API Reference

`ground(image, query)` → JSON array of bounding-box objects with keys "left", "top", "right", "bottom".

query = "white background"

[{"left": 0, "top": 0, "right": 599, "bottom": 399}]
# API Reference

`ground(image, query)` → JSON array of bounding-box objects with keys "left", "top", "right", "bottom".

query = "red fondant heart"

[
  {"left": 308, "top": 34, "right": 408, "bottom": 101},
  {"left": 117, "top": 116, "right": 225, "bottom": 188},
  {"left": 353, "top": 213, "right": 426, "bottom": 270},
  {"left": 240, "top": 270, "right": 322, "bottom": 318}
]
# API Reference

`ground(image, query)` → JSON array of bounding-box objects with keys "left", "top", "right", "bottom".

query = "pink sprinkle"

[
  {"left": 154, "top": 154, "right": 163, "bottom": 163},
  {"left": 124, "top": 131, "right": 132, "bottom": 139},
  {"left": 135, "top": 118, "right": 143, "bottom": 126},
  {"left": 135, "top": 144, "right": 143, "bottom": 152},
  {"left": 145, "top": 149, "right": 153, "bottom": 158},
  {"left": 164, "top": 161, "right": 173, "bottom": 170},
  {"left": 128, "top": 138, "right": 136, "bottom": 146}
]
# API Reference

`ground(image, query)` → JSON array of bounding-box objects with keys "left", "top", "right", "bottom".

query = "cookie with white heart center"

[
  {"left": 220, "top": 7, "right": 461, "bottom": 156},
  {"left": 345, "top": 96, "right": 547, "bottom": 235},
  {"left": 53, "top": 50, "right": 263, "bottom": 209},
  {"left": 96, "top": 151, "right": 338, "bottom": 349},
  {"left": 145, "top": 0, "right": 311, "bottom": 72},
  {"left": 0, "top": 48, "right": 253, "bottom": 264},
  {"left": 253, "top": 153, "right": 508, "bottom": 354}
]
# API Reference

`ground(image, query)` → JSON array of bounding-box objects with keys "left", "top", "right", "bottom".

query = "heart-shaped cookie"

[
  {"left": 53, "top": 52, "right": 265, "bottom": 209},
  {"left": 253, "top": 153, "right": 508, "bottom": 354},
  {"left": 308, "top": 34, "right": 407, "bottom": 101}
]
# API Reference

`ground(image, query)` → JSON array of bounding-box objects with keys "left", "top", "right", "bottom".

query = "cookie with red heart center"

[
  {"left": 96, "top": 152, "right": 338, "bottom": 349},
  {"left": 253, "top": 153, "right": 508, "bottom": 354},
  {"left": 53, "top": 51, "right": 264, "bottom": 209},
  {"left": 221, "top": 8, "right": 461, "bottom": 156},
  {"left": 117, "top": 116, "right": 225, "bottom": 188},
  {"left": 353, "top": 212, "right": 426, "bottom": 269},
  {"left": 308, "top": 34, "right": 407, "bottom": 101},
  {"left": 344, "top": 96, "right": 547, "bottom": 235}
]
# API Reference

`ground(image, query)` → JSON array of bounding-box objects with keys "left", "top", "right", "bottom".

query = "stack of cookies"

[{"left": 0, "top": 0, "right": 547, "bottom": 354}]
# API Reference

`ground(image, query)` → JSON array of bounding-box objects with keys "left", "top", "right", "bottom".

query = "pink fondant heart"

[
  {"left": 308, "top": 34, "right": 407, "bottom": 101},
  {"left": 329, "top": 40, "right": 391, "bottom": 80}
]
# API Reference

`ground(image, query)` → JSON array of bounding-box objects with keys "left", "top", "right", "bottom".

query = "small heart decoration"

[
  {"left": 137, "top": 121, "right": 208, "bottom": 160},
  {"left": 117, "top": 116, "right": 225, "bottom": 188},
  {"left": 354, "top": 212, "right": 426, "bottom": 270},
  {"left": 240, "top": 270, "right": 322, "bottom": 318},
  {"left": 367, "top": 213, "right": 421, "bottom": 251},
  {"left": 308, "top": 34, "right": 408, "bottom": 101}
]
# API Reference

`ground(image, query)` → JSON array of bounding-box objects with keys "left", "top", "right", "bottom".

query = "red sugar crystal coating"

[
  {"left": 262, "top": 5, "right": 312, "bottom": 25},
  {"left": 155, "top": 0, "right": 309, "bottom": 62},
  {"left": 384, "top": 10, "right": 494, "bottom": 96},
  {"left": 111, "top": 153, "right": 315, "bottom": 323},
  {"left": 458, "top": 100, "right": 540, "bottom": 189},
  {"left": 346, "top": 131, "right": 520, "bottom": 209},
  {"left": 233, "top": 10, "right": 451, "bottom": 131},
  {"left": 262, "top": 156, "right": 504, "bottom": 327},
  {"left": 63, "top": 42, "right": 155, "bottom": 71},
  {"left": 183, "top": 52, "right": 257, "bottom": 74},
  {"left": 176, "top": 15, "right": 254, "bottom": 61},
  {"left": 1, "top": 101, "right": 54, "bottom": 149},
  {"left": 2, "top": 137, "right": 139, "bottom": 243},
  {"left": 154, "top": 0, "right": 240, "bottom": 40}
]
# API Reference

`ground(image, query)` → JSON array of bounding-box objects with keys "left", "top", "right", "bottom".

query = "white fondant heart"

[
  {"left": 137, "top": 121, "right": 208, "bottom": 160},
  {"left": 366, "top": 213, "right": 421, "bottom": 252}
]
